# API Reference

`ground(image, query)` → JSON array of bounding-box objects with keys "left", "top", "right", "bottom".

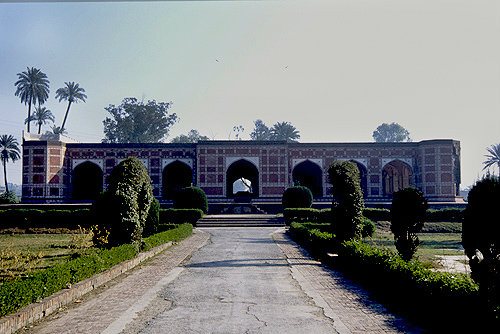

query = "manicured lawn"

[
  {"left": 0, "top": 233, "right": 88, "bottom": 283},
  {"left": 365, "top": 221, "right": 465, "bottom": 266}
]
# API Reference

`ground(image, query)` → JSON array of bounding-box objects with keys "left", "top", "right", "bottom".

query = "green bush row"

[
  {"left": 283, "top": 208, "right": 331, "bottom": 225},
  {"left": 288, "top": 222, "right": 479, "bottom": 323},
  {"left": 159, "top": 209, "right": 204, "bottom": 226},
  {"left": 362, "top": 207, "right": 464, "bottom": 222},
  {"left": 0, "top": 209, "right": 93, "bottom": 228},
  {"left": 0, "top": 223, "right": 193, "bottom": 317}
]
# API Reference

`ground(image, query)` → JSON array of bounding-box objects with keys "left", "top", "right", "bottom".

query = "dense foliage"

[
  {"left": 170, "top": 129, "right": 209, "bottom": 143},
  {"left": 328, "top": 161, "right": 364, "bottom": 241},
  {"left": 282, "top": 186, "right": 313, "bottom": 209},
  {"left": 372, "top": 122, "right": 411, "bottom": 142},
  {"left": 249, "top": 119, "right": 301, "bottom": 142},
  {"left": 463, "top": 174, "right": 500, "bottom": 316},
  {"left": 102, "top": 97, "right": 178, "bottom": 143},
  {"left": 143, "top": 198, "right": 160, "bottom": 237},
  {"left": 390, "top": 187, "right": 428, "bottom": 261},
  {"left": 0, "top": 223, "right": 192, "bottom": 318},
  {"left": 173, "top": 186, "right": 208, "bottom": 213},
  {"left": 159, "top": 208, "right": 204, "bottom": 225},
  {"left": 105, "top": 158, "right": 154, "bottom": 245},
  {"left": 0, "top": 191, "right": 20, "bottom": 204}
]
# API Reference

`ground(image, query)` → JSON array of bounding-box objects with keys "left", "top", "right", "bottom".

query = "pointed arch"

[
  {"left": 226, "top": 159, "right": 259, "bottom": 197},
  {"left": 349, "top": 160, "right": 368, "bottom": 197},
  {"left": 382, "top": 160, "right": 413, "bottom": 197},
  {"left": 72, "top": 161, "right": 103, "bottom": 200},
  {"left": 162, "top": 160, "right": 193, "bottom": 200},
  {"left": 292, "top": 160, "right": 323, "bottom": 197}
]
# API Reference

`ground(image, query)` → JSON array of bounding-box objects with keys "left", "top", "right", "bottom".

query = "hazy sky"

[{"left": 1, "top": 0, "right": 499, "bottom": 189}]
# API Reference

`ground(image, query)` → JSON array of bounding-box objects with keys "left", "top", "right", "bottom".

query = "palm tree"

[
  {"left": 25, "top": 106, "right": 55, "bottom": 134},
  {"left": 55, "top": 82, "right": 87, "bottom": 131},
  {"left": 14, "top": 67, "right": 50, "bottom": 133},
  {"left": 0, "top": 135, "right": 21, "bottom": 193},
  {"left": 483, "top": 143, "right": 500, "bottom": 174},
  {"left": 270, "top": 121, "right": 300, "bottom": 142}
]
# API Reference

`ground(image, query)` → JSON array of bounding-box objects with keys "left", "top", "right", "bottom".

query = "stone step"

[{"left": 196, "top": 214, "right": 285, "bottom": 227}]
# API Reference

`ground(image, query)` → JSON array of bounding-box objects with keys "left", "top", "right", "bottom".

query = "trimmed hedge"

[
  {"left": 288, "top": 222, "right": 481, "bottom": 330},
  {"left": 0, "top": 209, "right": 93, "bottom": 228},
  {"left": 363, "top": 207, "right": 465, "bottom": 222},
  {"left": 173, "top": 186, "right": 208, "bottom": 213},
  {"left": 282, "top": 186, "right": 313, "bottom": 209},
  {"left": 0, "top": 223, "right": 192, "bottom": 317},
  {"left": 283, "top": 208, "right": 331, "bottom": 225},
  {"left": 159, "top": 209, "right": 204, "bottom": 226}
]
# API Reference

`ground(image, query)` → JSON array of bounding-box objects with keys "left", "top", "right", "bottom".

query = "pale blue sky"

[{"left": 1, "top": 0, "right": 499, "bottom": 189}]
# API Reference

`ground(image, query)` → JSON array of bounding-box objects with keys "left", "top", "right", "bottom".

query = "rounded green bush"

[
  {"left": 173, "top": 186, "right": 208, "bottom": 213},
  {"left": 0, "top": 191, "right": 20, "bottom": 204},
  {"left": 105, "top": 157, "right": 154, "bottom": 245},
  {"left": 360, "top": 217, "right": 376, "bottom": 238},
  {"left": 282, "top": 186, "right": 313, "bottom": 209}
]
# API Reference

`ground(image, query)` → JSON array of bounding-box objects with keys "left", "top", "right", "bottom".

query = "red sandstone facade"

[{"left": 21, "top": 133, "right": 462, "bottom": 203}]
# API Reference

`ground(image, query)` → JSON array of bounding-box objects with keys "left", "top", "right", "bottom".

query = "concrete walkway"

[{"left": 18, "top": 228, "right": 423, "bottom": 334}]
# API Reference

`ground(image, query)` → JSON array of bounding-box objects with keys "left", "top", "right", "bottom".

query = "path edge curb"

[{"left": 0, "top": 240, "right": 174, "bottom": 334}]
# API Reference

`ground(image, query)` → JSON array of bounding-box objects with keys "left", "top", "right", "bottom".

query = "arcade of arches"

[{"left": 22, "top": 138, "right": 461, "bottom": 203}]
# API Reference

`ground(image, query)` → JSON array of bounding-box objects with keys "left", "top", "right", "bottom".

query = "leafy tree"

[
  {"left": 25, "top": 106, "right": 55, "bottom": 134},
  {"left": 0, "top": 135, "right": 20, "bottom": 193},
  {"left": 230, "top": 125, "right": 245, "bottom": 140},
  {"left": 270, "top": 121, "right": 300, "bottom": 142},
  {"left": 171, "top": 129, "right": 209, "bottom": 143},
  {"left": 250, "top": 119, "right": 271, "bottom": 140},
  {"left": 328, "top": 160, "right": 364, "bottom": 242},
  {"left": 390, "top": 187, "right": 427, "bottom": 261},
  {"left": 55, "top": 82, "right": 87, "bottom": 131},
  {"left": 14, "top": 67, "right": 50, "bottom": 133},
  {"left": 462, "top": 174, "right": 500, "bottom": 315},
  {"left": 102, "top": 98, "right": 178, "bottom": 143},
  {"left": 372, "top": 122, "right": 411, "bottom": 142},
  {"left": 483, "top": 143, "right": 500, "bottom": 174}
]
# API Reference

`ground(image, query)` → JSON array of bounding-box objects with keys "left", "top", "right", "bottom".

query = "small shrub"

[
  {"left": 282, "top": 186, "right": 313, "bottom": 209},
  {"left": 159, "top": 209, "right": 204, "bottom": 225},
  {"left": 360, "top": 217, "right": 375, "bottom": 238},
  {"left": 0, "top": 191, "right": 20, "bottom": 204},
  {"left": 173, "top": 186, "right": 208, "bottom": 213},
  {"left": 362, "top": 207, "right": 390, "bottom": 221},
  {"left": 390, "top": 187, "right": 428, "bottom": 261},
  {"left": 328, "top": 161, "right": 364, "bottom": 242},
  {"left": 143, "top": 198, "right": 160, "bottom": 237}
]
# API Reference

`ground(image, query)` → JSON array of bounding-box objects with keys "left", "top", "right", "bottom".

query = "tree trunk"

[
  {"left": 2, "top": 160, "right": 8, "bottom": 193},
  {"left": 38, "top": 121, "right": 42, "bottom": 134},
  {"left": 61, "top": 101, "right": 72, "bottom": 131},
  {"left": 27, "top": 96, "right": 32, "bottom": 133}
]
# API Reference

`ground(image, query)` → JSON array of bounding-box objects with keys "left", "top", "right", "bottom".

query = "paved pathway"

[{"left": 19, "top": 228, "right": 423, "bottom": 334}]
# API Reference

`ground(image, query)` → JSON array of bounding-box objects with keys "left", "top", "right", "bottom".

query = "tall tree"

[
  {"left": 249, "top": 119, "right": 271, "bottom": 140},
  {"left": 25, "top": 106, "right": 55, "bottom": 134},
  {"left": 372, "top": 122, "right": 411, "bottom": 142},
  {"left": 14, "top": 67, "right": 50, "bottom": 133},
  {"left": 270, "top": 121, "right": 300, "bottom": 142},
  {"left": 0, "top": 135, "right": 20, "bottom": 193},
  {"left": 55, "top": 82, "right": 87, "bottom": 131},
  {"left": 103, "top": 97, "right": 178, "bottom": 143},
  {"left": 171, "top": 130, "right": 210, "bottom": 143},
  {"left": 483, "top": 143, "right": 500, "bottom": 174}
]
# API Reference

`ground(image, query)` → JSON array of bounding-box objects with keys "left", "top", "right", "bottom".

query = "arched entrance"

[
  {"left": 292, "top": 160, "right": 323, "bottom": 197},
  {"left": 382, "top": 160, "right": 412, "bottom": 197},
  {"left": 226, "top": 159, "right": 259, "bottom": 197},
  {"left": 162, "top": 161, "right": 192, "bottom": 200},
  {"left": 72, "top": 161, "right": 103, "bottom": 200},
  {"left": 350, "top": 160, "right": 368, "bottom": 197}
]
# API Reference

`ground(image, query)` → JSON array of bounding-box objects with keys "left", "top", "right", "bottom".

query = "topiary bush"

[
  {"left": 462, "top": 174, "right": 500, "bottom": 317},
  {"left": 282, "top": 186, "right": 313, "bottom": 209},
  {"left": 328, "top": 161, "right": 364, "bottom": 242},
  {"left": 390, "top": 187, "right": 428, "bottom": 261},
  {"left": 173, "top": 186, "right": 208, "bottom": 213},
  {"left": 0, "top": 190, "right": 20, "bottom": 204},
  {"left": 360, "top": 217, "right": 376, "bottom": 238},
  {"left": 143, "top": 198, "right": 160, "bottom": 237},
  {"left": 105, "top": 157, "right": 154, "bottom": 245}
]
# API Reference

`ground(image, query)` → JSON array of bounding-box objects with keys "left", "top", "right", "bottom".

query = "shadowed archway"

[
  {"left": 292, "top": 160, "right": 323, "bottom": 197},
  {"left": 163, "top": 161, "right": 193, "bottom": 200},
  {"left": 226, "top": 159, "right": 259, "bottom": 197},
  {"left": 72, "top": 161, "right": 103, "bottom": 200},
  {"left": 382, "top": 160, "right": 412, "bottom": 197},
  {"left": 350, "top": 160, "right": 368, "bottom": 198}
]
